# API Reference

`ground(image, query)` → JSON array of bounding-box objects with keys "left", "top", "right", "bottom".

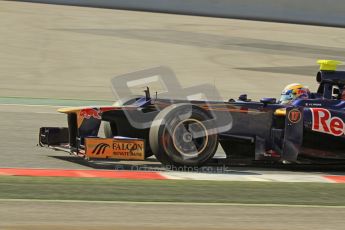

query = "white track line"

[
  {"left": 0, "top": 103, "right": 62, "bottom": 107},
  {"left": 0, "top": 199, "right": 344, "bottom": 209},
  {"left": 160, "top": 172, "right": 333, "bottom": 183}
]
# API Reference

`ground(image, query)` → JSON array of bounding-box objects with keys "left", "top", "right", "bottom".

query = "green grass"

[{"left": 0, "top": 176, "right": 344, "bottom": 206}]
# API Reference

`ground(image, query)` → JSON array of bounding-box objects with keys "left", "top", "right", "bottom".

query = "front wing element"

[{"left": 39, "top": 127, "right": 145, "bottom": 160}]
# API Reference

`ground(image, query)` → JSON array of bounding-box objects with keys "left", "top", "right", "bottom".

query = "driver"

[{"left": 279, "top": 83, "right": 310, "bottom": 104}]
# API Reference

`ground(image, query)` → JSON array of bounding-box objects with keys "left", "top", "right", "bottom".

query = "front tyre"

[{"left": 149, "top": 104, "right": 218, "bottom": 166}]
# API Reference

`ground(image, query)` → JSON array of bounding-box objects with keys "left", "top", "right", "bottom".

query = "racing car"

[{"left": 39, "top": 60, "right": 345, "bottom": 166}]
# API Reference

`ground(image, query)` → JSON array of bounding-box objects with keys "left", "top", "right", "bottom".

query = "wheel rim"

[{"left": 169, "top": 118, "right": 209, "bottom": 157}]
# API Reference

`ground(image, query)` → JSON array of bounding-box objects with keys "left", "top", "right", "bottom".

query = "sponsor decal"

[
  {"left": 113, "top": 142, "right": 144, "bottom": 151},
  {"left": 305, "top": 103, "right": 322, "bottom": 107},
  {"left": 80, "top": 108, "right": 102, "bottom": 119},
  {"left": 311, "top": 108, "right": 344, "bottom": 136},
  {"left": 77, "top": 107, "right": 116, "bottom": 128},
  {"left": 288, "top": 109, "right": 301, "bottom": 123},
  {"left": 92, "top": 143, "right": 110, "bottom": 155},
  {"left": 85, "top": 138, "right": 145, "bottom": 160}
]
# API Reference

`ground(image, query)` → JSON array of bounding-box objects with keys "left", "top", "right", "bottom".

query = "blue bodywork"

[{"left": 39, "top": 69, "right": 345, "bottom": 165}]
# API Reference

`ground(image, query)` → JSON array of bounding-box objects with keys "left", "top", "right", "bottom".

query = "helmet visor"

[{"left": 279, "top": 90, "right": 294, "bottom": 104}]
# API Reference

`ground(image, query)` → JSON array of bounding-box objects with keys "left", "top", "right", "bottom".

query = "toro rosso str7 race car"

[{"left": 39, "top": 60, "right": 345, "bottom": 166}]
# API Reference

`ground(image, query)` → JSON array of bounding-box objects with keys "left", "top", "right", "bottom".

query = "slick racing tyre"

[{"left": 149, "top": 103, "right": 218, "bottom": 166}]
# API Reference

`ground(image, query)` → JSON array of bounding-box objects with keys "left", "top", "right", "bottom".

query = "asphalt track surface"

[
  {"left": 1, "top": 1, "right": 345, "bottom": 229},
  {"left": 1, "top": 199, "right": 345, "bottom": 230}
]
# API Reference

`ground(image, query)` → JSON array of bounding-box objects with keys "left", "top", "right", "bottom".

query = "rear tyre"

[{"left": 149, "top": 103, "right": 218, "bottom": 166}]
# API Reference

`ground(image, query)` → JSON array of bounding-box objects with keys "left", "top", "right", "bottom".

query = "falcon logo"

[{"left": 92, "top": 143, "right": 110, "bottom": 155}]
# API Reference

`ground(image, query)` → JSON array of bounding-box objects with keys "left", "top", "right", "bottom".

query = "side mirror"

[
  {"left": 332, "top": 87, "right": 340, "bottom": 99},
  {"left": 260, "top": 97, "right": 277, "bottom": 105},
  {"left": 144, "top": 86, "right": 151, "bottom": 100}
]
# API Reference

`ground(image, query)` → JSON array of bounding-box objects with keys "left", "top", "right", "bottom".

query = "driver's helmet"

[{"left": 279, "top": 83, "right": 310, "bottom": 104}]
